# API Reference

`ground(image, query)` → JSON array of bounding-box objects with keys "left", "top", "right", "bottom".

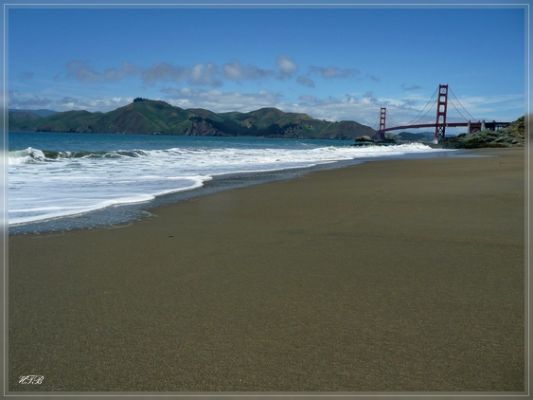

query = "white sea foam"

[{"left": 8, "top": 143, "right": 445, "bottom": 225}]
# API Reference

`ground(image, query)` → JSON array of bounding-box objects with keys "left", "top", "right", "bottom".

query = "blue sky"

[{"left": 8, "top": 6, "right": 526, "bottom": 128}]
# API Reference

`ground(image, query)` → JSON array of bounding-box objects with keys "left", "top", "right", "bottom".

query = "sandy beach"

[{"left": 8, "top": 148, "right": 525, "bottom": 392}]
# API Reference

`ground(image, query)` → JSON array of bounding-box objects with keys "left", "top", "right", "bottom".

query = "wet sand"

[{"left": 9, "top": 148, "right": 525, "bottom": 392}]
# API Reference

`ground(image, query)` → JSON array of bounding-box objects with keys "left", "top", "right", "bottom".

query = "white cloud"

[
  {"left": 59, "top": 57, "right": 383, "bottom": 92},
  {"left": 141, "top": 63, "right": 187, "bottom": 85},
  {"left": 58, "top": 96, "right": 133, "bottom": 111},
  {"left": 223, "top": 61, "right": 273, "bottom": 81},
  {"left": 8, "top": 90, "right": 132, "bottom": 111},
  {"left": 310, "top": 65, "right": 358, "bottom": 79},
  {"left": 66, "top": 60, "right": 138, "bottom": 83},
  {"left": 401, "top": 84, "right": 422, "bottom": 91},
  {"left": 189, "top": 63, "right": 220, "bottom": 86},
  {"left": 161, "top": 87, "right": 394, "bottom": 126},
  {"left": 277, "top": 56, "right": 297, "bottom": 78},
  {"left": 141, "top": 62, "right": 221, "bottom": 86},
  {"left": 296, "top": 75, "right": 315, "bottom": 88},
  {"left": 8, "top": 90, "right": 53, "bottom": 108},
  {"left": 162, "top": 87, "right": 283, "bottom": 112}
]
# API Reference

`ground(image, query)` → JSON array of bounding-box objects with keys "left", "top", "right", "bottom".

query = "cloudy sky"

[{"left": 8, "top": 6, "right": 526, "bottom": 129}]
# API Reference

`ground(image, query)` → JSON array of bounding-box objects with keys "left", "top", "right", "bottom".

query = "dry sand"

[{"left": 8, "top": 148, "right": 525, "bottom": 392}]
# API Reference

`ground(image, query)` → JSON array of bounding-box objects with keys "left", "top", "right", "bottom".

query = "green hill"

[{"left": 9, "top": 98, "right": 375, "bottom": 140}]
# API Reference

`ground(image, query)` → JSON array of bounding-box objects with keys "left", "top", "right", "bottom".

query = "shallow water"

[{"left": 8, "top": 131, "right": 449, "bottom": 232}]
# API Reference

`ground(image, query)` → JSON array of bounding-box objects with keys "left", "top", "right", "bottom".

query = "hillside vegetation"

[
  {"left": 9, "top": 98, "right": 375, "bottom": 140},
  {"left": 444, "top": 116, "right": 526, "bottom": 148}
]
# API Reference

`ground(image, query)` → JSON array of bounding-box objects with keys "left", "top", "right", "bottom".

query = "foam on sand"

[{"left": 9, "top": 143, "right": 445, "bottom": 225}]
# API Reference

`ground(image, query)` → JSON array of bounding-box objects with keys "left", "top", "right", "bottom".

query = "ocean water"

[{"left": 8, "top": 132, "right": 446, "bottom": 228}]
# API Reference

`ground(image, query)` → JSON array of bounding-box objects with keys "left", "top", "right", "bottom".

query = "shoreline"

[
  {"left": 10, "top": 147, "right": 465, "bottom": 235},
  {"left": 9, "top": 147, "right": 525, "bottom": 392}
]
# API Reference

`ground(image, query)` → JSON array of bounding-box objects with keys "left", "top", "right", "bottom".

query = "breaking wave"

[{"left": 9, "top": 142, "right": 443, "bottom": 225}]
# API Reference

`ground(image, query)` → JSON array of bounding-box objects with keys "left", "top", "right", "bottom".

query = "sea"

[{"left": 8, "top": 132, "right": 454, "bottom": 234}]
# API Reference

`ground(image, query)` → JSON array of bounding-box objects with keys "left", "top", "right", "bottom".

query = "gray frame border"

[{"left": 0, "top": 1, "right": 530, "bottom": 399}]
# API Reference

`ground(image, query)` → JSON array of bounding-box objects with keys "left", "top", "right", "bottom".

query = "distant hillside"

[
  {"left": 9, "top": 109, "right": 59, "bottom": 132},
  {"left": 9, "top": 99, "right": 375, "bottom": 140},
  {"left": 10, "top": 109, "right": 58, "bottom": 118},
  {"left": 392, "top": 131, "right": 434, "bottom": 143}
]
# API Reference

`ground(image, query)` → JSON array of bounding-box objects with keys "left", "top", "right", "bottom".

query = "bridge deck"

[{"left": 382, "top": 121, "right": 510, "bottom": 133}]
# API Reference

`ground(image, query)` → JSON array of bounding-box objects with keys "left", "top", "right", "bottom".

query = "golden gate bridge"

[{"left": 375, "top": 84, "right": 511, "bottom": 143}]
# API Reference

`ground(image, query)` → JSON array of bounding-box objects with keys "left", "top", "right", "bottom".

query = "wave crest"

[
  {"left": 9, "top": 141, "right": 445, "bottom": 225},
  {"left": 9, "top": 147, "right": 152, "bottom": 164}
]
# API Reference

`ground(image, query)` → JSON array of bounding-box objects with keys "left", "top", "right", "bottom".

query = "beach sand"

[{"left": 9, "top": 148, "right": 525, "bottom": 392}]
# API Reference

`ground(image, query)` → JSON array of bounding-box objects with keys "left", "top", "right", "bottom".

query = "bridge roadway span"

[{"left": 382, "top": 121, "right": 511, "bottom": 133}]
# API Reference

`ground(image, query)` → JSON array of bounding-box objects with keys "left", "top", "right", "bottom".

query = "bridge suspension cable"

[
  {"left": 406, "top": 86, "right": 438, "bottom": 126},
  {"left": 387, "top": 114, "right": 401, "bottom": 129},
  {"left": 448, "top": 97, "right": 471, "bottom": 122},
  {"left": 449, "top": 87, "right": 476, "bottom": 121}
]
